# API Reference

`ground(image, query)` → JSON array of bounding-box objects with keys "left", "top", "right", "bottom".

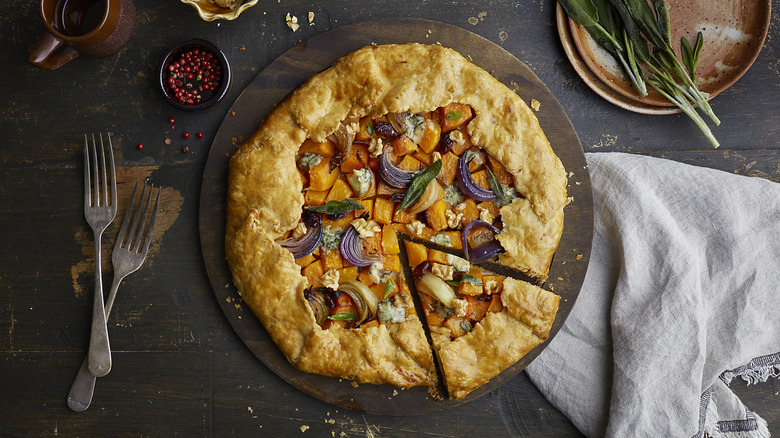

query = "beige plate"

[{"left": 556, "top": 1, "right": 770, "bottom": 114}]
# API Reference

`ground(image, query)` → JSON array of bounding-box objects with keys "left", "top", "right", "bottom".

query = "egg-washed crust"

[
  {"left": 225, "top": 43, "right": 567, "bottom": 396},
  {"left": 227, "top": 209, "right": 438, "bottom": 386},
  {"left": 430, "top": 278, "right": 560, "bottom": 399}
]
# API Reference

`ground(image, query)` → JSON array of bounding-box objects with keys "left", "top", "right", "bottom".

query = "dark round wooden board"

[{"left": 199, "top": 17, "right": 594, "bottom": 415}]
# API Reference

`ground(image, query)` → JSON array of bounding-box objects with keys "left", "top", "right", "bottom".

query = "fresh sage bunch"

[{"left": 559, "top": 0, "right": 720, "bottom": 147}]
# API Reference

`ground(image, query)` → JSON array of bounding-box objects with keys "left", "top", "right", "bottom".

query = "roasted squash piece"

[
  {"left": 404, "top": 241, "right": 428, "bottom": 268},
  {"left": 373, "top": 197, "right": 395, "bottom": 225},
  {"left": 308, "top": 158, "right": 340, "bottom": 191},
  {"left": 299, "top": 138, "right": 335, "bottom": 157},
  {"left": 439, "top": 103, "right": 474, "bottom": 133},
  {"left": 426, "top": 199, "right": 449, "bottom": 232}
]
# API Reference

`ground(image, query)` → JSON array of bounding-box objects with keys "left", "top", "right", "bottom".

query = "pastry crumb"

[
  {"left": 300, "top": 425, "right": 309, "bottom": 432},
  {"left": 308, "top": 11, "right": 314, "bottom": 24},
  {"left": 285, "top": 13, "right": 299, "bottom": 32},
  {"left": 576, "top": 254, "right": 583, "bottom": 260},
  {"left": 530, "top": 99, "right": 541, "bottom": 111},
  {"left": 350, "top": 381, "right": 359, "bottom": 388},
  {"left": 248, "top": 406, "right": 253, "bottom": 413}
]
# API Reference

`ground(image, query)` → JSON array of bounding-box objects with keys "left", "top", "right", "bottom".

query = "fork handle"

[
  {"left": 68, "top": 274, "right": 123, "bottom": 412},
  {"left": 67, "top": 356, "right": 96, "bottom": 412},
  {"left": 88, "top": 234, "right": 112, "bottom": 377}
]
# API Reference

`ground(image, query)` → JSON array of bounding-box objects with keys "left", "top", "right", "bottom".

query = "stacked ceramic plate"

[{"left": 556, "top": 0, "right": 770, "bottom": 115}]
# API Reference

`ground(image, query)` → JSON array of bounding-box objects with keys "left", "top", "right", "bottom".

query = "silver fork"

[
  {"left": 84, "top": 133, "right": 117, "bottom": 378},
  {"left": 68, "top": 181, "right": 161, "bottom": 412}
]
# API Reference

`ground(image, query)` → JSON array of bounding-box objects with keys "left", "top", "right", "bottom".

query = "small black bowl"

[{"left": 158, "top": 38, "right": 232, "bottom": 111}]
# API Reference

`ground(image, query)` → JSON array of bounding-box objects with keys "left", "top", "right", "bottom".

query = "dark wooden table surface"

[{"left": 2, "top": 0, "right": 778, "bottom": 436}]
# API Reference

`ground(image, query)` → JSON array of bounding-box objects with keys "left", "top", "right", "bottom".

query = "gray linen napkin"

[{"left": 526, "top": 152, "right": 780, "bottom": 437}]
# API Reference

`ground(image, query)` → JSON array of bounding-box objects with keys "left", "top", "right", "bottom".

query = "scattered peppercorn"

[
  {"left": 168, "top": 117, "right": 175, "bottom": 124},
  {"left": 183, "top": 132, "right": 190, "bottom": 139},
  {"left": 164, "top": 137, "right": 172, "bottom": 145},
  {"left": 196, "top": 132, "right": 203, "bottom": 139},
  {"left": 182, "top": 145, "right": 189, "bottom": 153},
  {"left": 171, "top": 125, "right": 176, "bottom": 130},
  {"left": 136, "top": 143, "right": 143, "bottom": 150}
]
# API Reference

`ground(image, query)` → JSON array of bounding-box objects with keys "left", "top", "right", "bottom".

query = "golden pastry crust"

[
  {"left": 226, "top": 43, "right": 567, "bottom": 396},
  {"left": 227, "top": 210, "right": 437, "bottom": 386},
  {"left": 428, "top": 278, "right": 560, "bottom": 399}
]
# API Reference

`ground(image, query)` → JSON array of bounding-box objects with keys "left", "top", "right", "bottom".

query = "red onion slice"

[
  {"left": 339, "top": 225, "right": 382, "bottom": 267},
  {"left": 461, "top": 219, "right": 501, "bottom": 262},
  {"left": 468, "top": 241, "right": 504, "bottom": 264},
  {"left": 280, "top": 222, "right": 322, "bottom": 258},
  {"left": 457, "top": 151, "right": 496, "bottom": 202},
  {"left": 327, "top": 124, "right": 354, "bottom": 168},
  {"left": 379, "top": 147, "right": 417, "bottom": 189}
]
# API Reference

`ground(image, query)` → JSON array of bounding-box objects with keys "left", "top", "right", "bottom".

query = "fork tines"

[
  {"left": 83, "top": 133, "right": 117, "bottom": 212},
  {"left": 115, "top": 181, "right": 161, "bottom": 258}
]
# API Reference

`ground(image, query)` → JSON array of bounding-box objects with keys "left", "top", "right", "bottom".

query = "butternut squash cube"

[
  {"left": 487, "top": 293, "right": 504, "bottom": 313},
  {"left": 428, "top": 249, "right": 450, "bottom": 265},
  {"left": 325, "top": 178, "right": 355, "bottom": 203},
  {"left": 299, "top": 138, "right": 335, "bottom": 157},
  {"left": 454, "top": 199, "right": 479, "bottom": 226},
  {"left": 440, "top": 103, "right": 474, "bottom": 133},
  {"left": 487, "top": 154, "right": 514, "bottom": 185},
  {"left": 437, "top": 152, "right": 459, "bottom": 187},
  {"left": 477, "top": 201, "right": 501, "bottom": 224},
  {"left": 305, "top": 189, "right": 329, "bottom": 206},
  {"left": 441, "top": 230, "right": 463, "bottom": 249},
  {"left": 382, "top": 224, "right": 400, "bottom": 254},
  {"left": 449, "top": 131, "right": 472, "bottom": 156},
  {"left": 308, "top": 159, "right": 339, "bottom": 192},
  {"left": 359, "top": 198, "right": 374, "bottom": 220},
  {"left": 418, "top": 117, "right": 442, "bottom": 153},
  {"left": 321, "top": 210, "right": 354, "bottom": 229},
  {"left": 373, "top": 198, "right": 395, "bottom": 225},
  {"left": 384, "top": 254, "right": 401, "bottom": 273},
  {"left": 444, "top": 316, "right": 469, "bottom": 339},
  {"left": 295, "top": 252, "right": 317, "bottom": 268},
  {"left": 404, "top": 241, "right": 428, "bottom": 268},
  {"left": 340, "top": 144, "right": 370, "bottom": 173},
  {"left": 398, "top": 154, "right": 425, "bottom": 172},
  {"left": 362, "top": 233, "right": 383, "bottom": 258},
  {"left": 470, "top": 169, "right": 491, "bottom": 191},
  {"left": 426, "top": 311, "right": 444, "bottom": 328},
  {"left": 355, "top": 117, "right": 374, "bottom": 142},
  {"left": 414, "top": 150, "right": 434, "bottom": 166},
  {"left": 339, "top": 266, "right": 358, "bottom": 282},
  {"left": 321, "top": 249, "right": 344, "bottom": 271},
  {"left": 463, "top": 295, "right": 490, "bottom": 321},
  {"left": 303, "top": 260, "right": 324, "bottom": 287},
  {"left": 426, "top": 199, "right": 449, "bottom": 232},
  {"left": 392, "top": 135, "right": 418, "bottom": 157},
  {"left": 377, "top": 181, "right": 404, "bottom": 195},
  {"left": 392, "top": 207, "right": 416, "bottom": 224}
]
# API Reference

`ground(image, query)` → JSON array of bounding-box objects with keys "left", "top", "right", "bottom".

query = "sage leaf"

[
  {"left": 400, "top": 160, "right": 442, "bottom": 210},
  {"left": 446, "top": 273, "right": 484, "bottom": 287},
  {"left": 485, "top": 166, "right": 510, "bottom": 206},
  {"left": 460, "top": 321, "right": 473, "bottom": 333},
  {"left": 445, "top": 112, "right": 463, "bottom": 120},
  {"left": 306, "top": 199, "right": 365, "bottom": 215},
  {"left": 328, "top": 312, "right": 358, "bottom": 321},
  {"left": 558, "top": 0, "right": 600, "bottom": 27}
]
